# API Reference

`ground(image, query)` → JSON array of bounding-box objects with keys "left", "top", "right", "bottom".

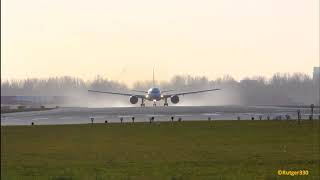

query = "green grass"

[{"left": 1, "top": 120, "right": 319, "bottom": 179}]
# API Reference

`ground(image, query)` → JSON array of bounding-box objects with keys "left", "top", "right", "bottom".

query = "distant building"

[
  {"left": 313, "top": 67, "right": 320, "bottom": 105},
  {"left": 313, "top": 67, "right": 320, "bottom": 81}
]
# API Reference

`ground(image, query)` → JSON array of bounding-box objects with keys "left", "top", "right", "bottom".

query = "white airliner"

[{"left": 88, "top": 70, "right": 220, "bottom": 107}]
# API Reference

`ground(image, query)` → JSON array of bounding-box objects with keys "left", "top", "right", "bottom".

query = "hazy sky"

[{"left": 1, "top": 0, "right": 319, "bottom": 86}]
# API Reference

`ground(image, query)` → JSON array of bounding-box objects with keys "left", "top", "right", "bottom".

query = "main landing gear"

[
  {"left": 141, "top": 98, "right": 145, "bottom": 107},
  {"left": 164, "top": 98, "right": 169, "bottom": 106}
]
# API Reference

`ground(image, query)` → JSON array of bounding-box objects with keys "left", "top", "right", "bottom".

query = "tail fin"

[{"left": 153, "top": 67, "right": 155, "bottom": 87}]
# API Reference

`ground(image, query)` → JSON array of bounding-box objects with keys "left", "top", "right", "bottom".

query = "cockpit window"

[{"left": 151, "top": 88, "right": 160, "bottom": 93}]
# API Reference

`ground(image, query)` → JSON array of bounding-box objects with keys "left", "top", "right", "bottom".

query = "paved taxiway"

[{"left": 1, "top": 106, "right": 318, "bottom": 126}]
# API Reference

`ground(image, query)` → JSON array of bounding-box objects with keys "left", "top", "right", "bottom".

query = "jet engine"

[
  {"left": 129, "top": 96, "right": 139, "bottom": 104},
  {"left": 170, "top": 95, "right": 179, "bottom": 104}
]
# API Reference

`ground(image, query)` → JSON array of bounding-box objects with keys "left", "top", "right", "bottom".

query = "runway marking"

[
  {"left": 174, "top": 115, "right": 192, "bottom": 117},
  {"left": 2, "top": 118, "right": 22, "bottom": 121},
  {"left": 118, "top": 115, "right": 135, "bottom": 118},
  {"left": 132, "top": 113, "right": 152, "bottom": 116},
  {"left": 202, "top": 113, "right": 220, "bottom": 116},
  {"left": 59, "top": 117, "right": 73, "bottom": 120},
  {"left": 89, "top": 116, "right": 106, "bottom": 119},
  {"left": 240, "top": 113, "right": 261, "bottom": 116},
  {"left": 253, "top": 113, "right": 264, "bottom": 116},
  {"left": 31, "top": 117, "right": 49, "bottom": 120},
  {"left": 276, "top": 109, "right": 296, "bottom": 112},
  {"left": 273, "top": 112, "right": 295, "bottom": 115},
  {"left": 146, "top": 114, "right": 165, "bottom": 117}
]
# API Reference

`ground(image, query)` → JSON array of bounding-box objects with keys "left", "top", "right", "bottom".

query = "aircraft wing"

[
  {"left": 161, "top": 89, "right": 176, "bottom": 93},
  {"left": 88, "top": 90, "right": 145, "bottom": 98},
  {"left": 165, "top": 88, "right": 220, "bottom": 96},
  {"left": 131, "top": 89, "right": 148, "bottom": 93}
]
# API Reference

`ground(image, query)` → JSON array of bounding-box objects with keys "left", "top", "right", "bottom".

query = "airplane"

[{"left": 88, "top": 69, "right": 221, "bottom": 107}]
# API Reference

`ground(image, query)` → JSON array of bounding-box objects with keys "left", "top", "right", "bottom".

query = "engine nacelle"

[
  {"left": 171, "top": 95, "right": 179, "bottom": 104},
  {"left": 129, "top": 96, "right": 139, "bottom": 104}
]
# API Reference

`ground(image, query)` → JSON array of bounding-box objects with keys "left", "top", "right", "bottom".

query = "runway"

[{"left": 1, "top": 106, "right": 318, "bottom": 126}]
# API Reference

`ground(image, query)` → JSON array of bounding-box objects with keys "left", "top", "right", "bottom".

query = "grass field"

[{"left": 1, "top": 120, "right": 319, "bottom": 179}]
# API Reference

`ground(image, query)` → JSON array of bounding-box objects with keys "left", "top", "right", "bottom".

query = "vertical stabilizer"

[{"left": 153, "top": 67, "right": 155, "bottom": 87}]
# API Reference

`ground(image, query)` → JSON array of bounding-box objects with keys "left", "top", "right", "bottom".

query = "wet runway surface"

[{"left": 1, "top": 106, "right": 319, "bottom": 126}]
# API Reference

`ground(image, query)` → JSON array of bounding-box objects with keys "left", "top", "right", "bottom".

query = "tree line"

[{"left": 1, "top": 73, "right": 319, "bottom": 106}]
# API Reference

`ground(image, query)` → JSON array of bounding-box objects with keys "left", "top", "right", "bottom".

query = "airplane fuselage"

[{"left": 146, "top": 87, "right": 162, "bottom": 101}]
